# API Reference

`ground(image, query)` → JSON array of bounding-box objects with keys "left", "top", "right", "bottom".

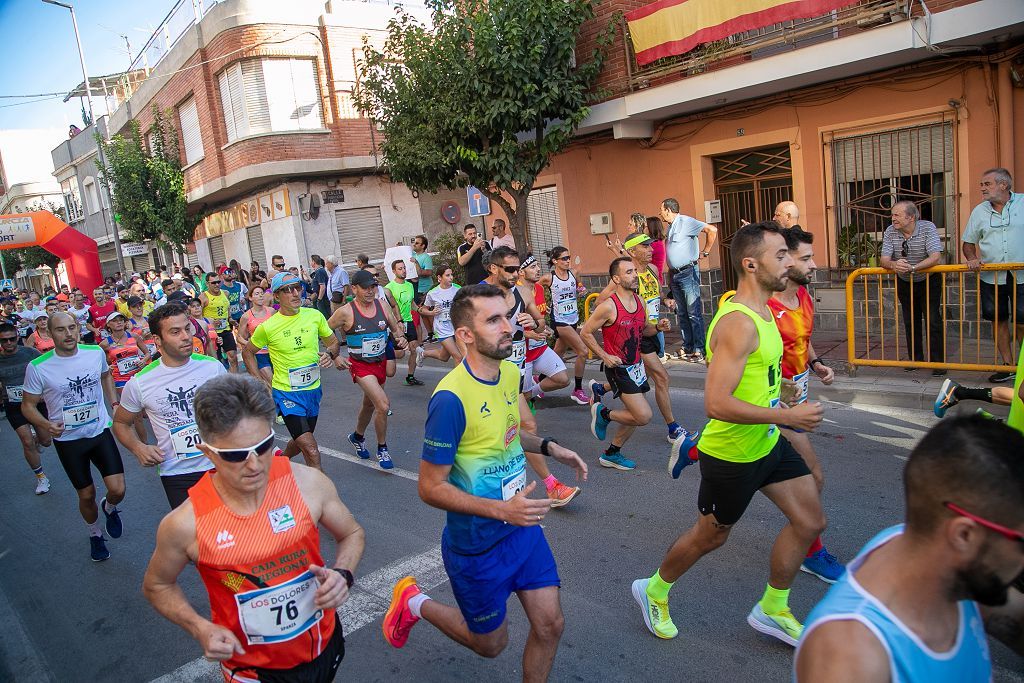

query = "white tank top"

[{"left": 550, "top": 271, "right": 579, "bottom": 325}]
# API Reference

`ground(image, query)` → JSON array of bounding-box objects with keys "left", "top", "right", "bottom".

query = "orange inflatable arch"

[{"left": 0, "top": 211, "right": 103, "bottom": 294}]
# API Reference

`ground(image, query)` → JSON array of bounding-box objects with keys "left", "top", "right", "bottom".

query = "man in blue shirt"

[{"left": 661, "top": 198, "right": 718, "bottom": 363}]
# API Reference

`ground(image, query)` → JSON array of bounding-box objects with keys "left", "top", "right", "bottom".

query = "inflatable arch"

[{"left": 0, "top": 211, "right": 103, "bottom": 294}]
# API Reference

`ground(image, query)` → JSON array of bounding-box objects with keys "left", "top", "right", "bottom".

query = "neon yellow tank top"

[
  {"left": 636, "top": 265, "right": 661, "bottom": 324},
  {"left": 203, "top": 291, "right": 230, "bottom": 332},
  {"left": 697, "top": 300, "right": 784, "bottom": 462},
  {"left": 1008, "top": 344, "right": 1023, "bottom": 435}
]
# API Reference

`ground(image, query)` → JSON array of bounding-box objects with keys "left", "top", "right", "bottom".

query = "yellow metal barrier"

[{"left": 845, "top": 263, "right": 1023, "bottom": 373}]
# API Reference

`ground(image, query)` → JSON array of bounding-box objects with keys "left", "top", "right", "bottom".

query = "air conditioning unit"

[{"left": 589, "top": 212, "right": 613, "bottom": 235}]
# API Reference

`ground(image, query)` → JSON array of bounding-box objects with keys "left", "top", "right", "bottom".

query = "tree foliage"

[
  {"left": 97, "top": 104, "right": 198, "bottom": 249},
  {"left": 355, "top": 0, "right": 616, "bottom": 250}
]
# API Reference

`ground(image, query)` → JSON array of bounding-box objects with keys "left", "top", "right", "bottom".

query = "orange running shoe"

[
  {"left": 383, "top": 576, "right": 422, "bottom": 648},
  {"left": 547, "top": 481, "right": 581, "bottom": 508}
]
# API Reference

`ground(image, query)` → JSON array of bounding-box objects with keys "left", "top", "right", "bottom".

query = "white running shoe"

[{"left": 35, "top": 476, "right": 50, "bottom": 495}]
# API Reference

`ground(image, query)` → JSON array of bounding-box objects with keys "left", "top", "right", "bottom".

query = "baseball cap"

[
  {"left": 106, "top": 311, "right": 127, "bottom": 325},
  {"left": 270, "top": 271, "right": 301, "bottom": 292},
  {"left": 127, "top": 296, "right": 145, "bottom": 308},
  {"left": 623, "top": 232, "right": 653, "bottom": 250},
  {"left": 351, "top": 269, "right": 377, "bottom": 288},
  {"left": 172, "top": 273, "right": 184, "bottom": 281},
  {"left": 55, "top": 293, "right": 69, "bottom": 302}
]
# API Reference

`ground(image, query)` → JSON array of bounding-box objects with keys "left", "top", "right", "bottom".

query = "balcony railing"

[{"left": 623, "top": 0, "right": 908, "bottom": 91}]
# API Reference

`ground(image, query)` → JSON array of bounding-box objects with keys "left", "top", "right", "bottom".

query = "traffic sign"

[
  {"left": 467, "top": 186, "right": 491, "bottom": 217},
  {"left": 0, "top": 279, "right": 14, "bottom": 290}
]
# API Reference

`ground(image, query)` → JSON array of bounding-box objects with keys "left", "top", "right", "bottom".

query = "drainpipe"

[{"left": 997, "top": 60, "right": 1015, "bottom": 176}]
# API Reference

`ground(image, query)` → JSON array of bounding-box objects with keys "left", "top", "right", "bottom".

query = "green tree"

[
  {"left": 97, "top": 104, "right": 198, "bottom": 256},
  {"left": 355, "top": 0, "right": 616, "bottom": 250}
]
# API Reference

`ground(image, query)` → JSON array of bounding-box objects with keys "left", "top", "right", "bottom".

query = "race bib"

[
  {"left": 625, "top": 361, "right": 647, "bottom": 386},
  {"left": 235, "top": 571, "right": 323, "bottom": 645},
  {"left": 645, "top": 298, "right": 660, "bottom": 321},
  {"left": 510, "top": 339, "right": 526, "bottom": 366},
  {"left": 792, "top": 368, "right": 810, "bottom": 405},
  {"left": 229, "top": 302, "right": 241, "bottom": 315},
  {"left": 171, "top": 422, "right": 203, "bottom": 459},
  {"left": 500, "top": 467, "right": 527, "bottom": 501},
  {"left": 116, "top": 354, "right": 143, "bottom": 376},
  {"left": 288, "top": 363, "right": 320, "bottom": 391},
  {"left": 6, "top": 385, "right": 23, "bottom": 403},
  {"left": 213, "top": 318, "right": 227, "bottom": 331},
  {"left": 556, "top": 299, "right": 576, "bottom": 316},
  {"left": 361, "top": 333, "right": 387, "bottom": 358},
  {"left": 62, "top": 401, "right": 99, "bottom": 429},
  {"left": 145, "top": 342, "right": 157, "bottom": 356}
]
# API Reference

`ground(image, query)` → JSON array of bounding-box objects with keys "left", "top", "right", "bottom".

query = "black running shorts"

[
  {"left": 217, "top": 329, "right": 238, "bottom": 353},
  {"left": 53, "top": 428, "right": 125, "bottom": 491},
  {"left": 160, "top": 470, "right": 208, "bottom": 509},
  {"left": 5, "top": 401, "right": 46, "bottom": 431}
]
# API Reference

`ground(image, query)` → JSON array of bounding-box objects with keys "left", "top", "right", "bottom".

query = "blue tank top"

[{"left": 799, "top": 525, "right": 991, "bottom": 683}]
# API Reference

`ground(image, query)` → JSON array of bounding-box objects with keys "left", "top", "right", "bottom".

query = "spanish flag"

[{"left": 626, "top": 0, "right": 859, "bottom": 66}]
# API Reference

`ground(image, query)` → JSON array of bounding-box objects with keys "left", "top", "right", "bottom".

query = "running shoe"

[
  {"left": 405, "top": 375, "right": 425, "bottom": 386},
  {"left": 599, "top": 451, "right": 636, "bottom": 470},
  {"left": 666, "top": 424, "right": 700, "bottom": 445},
  {"left": 349, "top": 433, "right": 370, "bottom": 459},
  {"left": 800, "top": 548, "right": 845, "bottom": 584},
  {"left": 415, "top": 345, "right": 425, "bottom": 366},
  {"left": 383, "top": 576, "right": 421, "bottom": 648},
  {"left": 668, "top": 432, "right": 700, "bottom": 479},
  {"left": 377, "top": 446, "right": 394, "bottom": 470},
  {"left": 532, "top": 377, "right": 544, "bottom": 400},
  {"left": 589, "top": 379, "right": 606, "bottom": 404},
  {"left": 570, "top": 388, "right": 589, "bottom": 405},
  {"left": 989, "top": 371, "right": 1014, "bottom": 383},
  {"left": 590, "top": 401, "right": 610, "bottom": 441},
  {"left": 34, "top": 476, "right": 50, "bottom": 495},
  {"left": 690, "top": 351, "right": 706, "bottom": 365},
  {"left": 631, "top": 578, "right": 678, "bottom": 639},
  {"left": 275, "top": 415, "right": 285, "bottom": 425},
  {"left": 90, "top": 535, "right": 110, "bottom": 562},
  {"left": 933, "top": 378, "right": 960, "bottom": 418},
  {"left": 101, "top": 497, "right": 122, "bottom": 539},
  {"left": 547, "top": 481, "right": 581, "bottom": 508},
  {"left": 747, "top": 603, "right": 803, "bottom": 647}
]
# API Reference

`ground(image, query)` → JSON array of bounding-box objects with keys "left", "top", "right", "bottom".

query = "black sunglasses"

[
  {"left": 556, "top": 255, "right": 571, "bottom": 261},
  {"left": 208, "top": 279, "right": 221, "bottom": 284},
  {"left": 499, "top": 265, "right": 521, "bottom": 274},
  {"left": 0, "top": 336, "right": 18, "bottom": 344},
  {"left": 205, "top": 432, "right": 276, "bottom": 463}
]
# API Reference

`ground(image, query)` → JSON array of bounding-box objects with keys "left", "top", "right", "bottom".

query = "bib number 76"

[{"left": 271, "top": 600, "right": 299, "bottom": 625}]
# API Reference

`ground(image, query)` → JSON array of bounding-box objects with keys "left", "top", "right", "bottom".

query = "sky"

[{"left": 0, "top": 0, "right": 176, "bottom": 131}]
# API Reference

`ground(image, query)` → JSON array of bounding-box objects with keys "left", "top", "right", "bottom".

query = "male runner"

[
  {"left": 88, "top": 286, "right": 116, "bottom": 345},
  {"left": 581, "top": 257, "right": 671, "bottom": 471},
  {"left": 242, "top": 272, "right": 344, "bottom": 471},
  {"left": 593, "top": 233, "right": 699, "bottom": 450},
  {"left": 631, "top": 222, "right": 825, "bottom": 645},
  {"left": 382, "top": 284, "right": 587, "bottom": 681},
  {"left": 329, "top": 269, "right": 408, "bottom": 470},
  {"left": 22, "top": 311, "right": 126, "bottom": 562},
  {"left": 385, "top": 260, "right": 423, "bottom": 386},
  {"left": 143, "top": 374, "right": 365, "bottom": 683},
  {"left": 201, "top": 271, "right": 237, "bottom": 373},
  {"left": 71, "top": 292, "right": 93, "bottom": 343},
  {"left": 113, "top": 303, "right": 226, "bottom": 508},
  {"left": 796, "top": 417, "right": 1024, "bottom": 680},
  {"left": 519, "top": 254, "right": 570, "bottom": 396},
  {"left": 221, "top": 267, "right": 248, "bottom": 330},
  {"left": 765, "top": 226, "right": 844, "bottom": 583},
  {"left": 0, "top": 322, "right": 51, "bottom": 494}
]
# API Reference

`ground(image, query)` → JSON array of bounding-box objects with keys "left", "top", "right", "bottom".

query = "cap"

[
  {"left": 623, "top": 232, "right": 653, "bottom": 250},
  {"left": 106, "top": 311, "right": 127, "bottom": 325},
  {"left": 127, "top": 296, "right": 145, "bottom": 308},
  {"left": 172, "top": 273, "right": 184, "bottom": 281},
  {"left": 270, "top": 271, "right": 301, "bottom": 292},
  {"left": 351, "top": 269, "right": 377, "bottom": 288},
  {"left": 55, "top": 293, "right": 69, "bottom": 302},
  {"left": 34, "top": 311, "right": 48, "bottom": 321}
]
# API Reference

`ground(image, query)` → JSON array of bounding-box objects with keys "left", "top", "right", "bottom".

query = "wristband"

[
  {"left": 809, "top": 357, "right": 824, "bottom": 369},
  {"left": 540, "top": 437, "right": 558, "bottom": 457},
  {"left": 327, "top": 348, "right": 338, "bottom": 359},
  {"left": 332, "top": 568, "right": 354, "bottom": 588}
]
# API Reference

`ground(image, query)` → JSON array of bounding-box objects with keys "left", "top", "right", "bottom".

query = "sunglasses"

[
  {"left": 208, "top": 279, "right": 221, "bottom": 285},
  {"left": 499, "top": 265, "right": 521, "bottom": 274},
  {"left": 945, "top": 501, "right": 1024, "bottom": 549},
  {"left": 272, "top": 263, "right": 286, "bottom": 269},
  {"left": 0, "top": 336, "right": 18, "bottom": 344},
  {"left": 556, "top": 255, "right": 571, "bottom": 261},
  {"left": 277, "top": 284, "right": 303, "bottom": 294},
  {"left": 205, "top": 432, "right": 276, "bottom": 463}
]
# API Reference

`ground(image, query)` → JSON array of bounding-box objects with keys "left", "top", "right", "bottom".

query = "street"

[{"left": 1, "top": 360, "right": 1021, "bottom": 682}]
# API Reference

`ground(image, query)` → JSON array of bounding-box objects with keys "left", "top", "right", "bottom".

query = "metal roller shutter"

[
  {"left": 186, "top": 251, "right": 199, "bottom": 268},
  {"left": 525, "top": 186, "right": 564, "bottom": 259},
  {"left": 246, "top": 226, "right": 266, "bottom": 270},
  {"left": 208, "top": 236, "right": 226, "bottom": 269},
  {"left": 334, "top": 207, "right": 385, "bottom": 265},
  {"left": 131, "top": 254, "right": 151, "bottom": 274}
]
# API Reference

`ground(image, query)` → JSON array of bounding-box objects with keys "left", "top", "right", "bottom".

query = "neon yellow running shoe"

[
  {"left": 631, "top": 578, "right": 678, "bottom": 639},
  {"left": 746, "top": 603, "right": 803, "bottom": 646}
]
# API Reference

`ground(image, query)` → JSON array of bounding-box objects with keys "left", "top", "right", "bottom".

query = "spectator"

[
  {"left": 325, "top": 254, "right": 350, "bottom": 313},
  {"left": 355, "top": 254, "right": 370, "bottom": 270},
  {"left": 249, "top": 261, "right": 261, "bottom": 284},
  {"left": 661, "top": 197, "right": 718, "bottom": 362},
  {"left": 773, "top": 200, "right": 801, "bottom": 229},
  {"left": 309, "top": 254, "right": 330, "bottom": 319},
  {"left": 643, "top": 215, "right": 667, "bottom": 284},
  {"left": 962, "top": 167, "right": 1024, "bottom": 383},
  {"left": 488, "top": 219, "right": 516, "bottom": 250},
  {"left": 68, "top": 124, "right": 81, "bottom": 137},
  {"left": 456, "top": 223, "right": 487, "bottom": 284},
  {"left": 880, "top": 200, "right": 945, "bottom": 376}
]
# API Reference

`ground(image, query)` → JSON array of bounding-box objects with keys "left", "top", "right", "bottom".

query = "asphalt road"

[{"left": 0, "top": 358, "right": 1021, "bottom": 682}]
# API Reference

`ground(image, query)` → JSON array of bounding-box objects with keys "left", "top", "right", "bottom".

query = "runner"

[
  {"left": 631, "top": 222, "right": 825, "bottom": 645},
  {"left": 88, "top": 287, "right": 115, "bottom": 342},
  {"left": 143, "top": 373, "right": 365, "bottom": 682},
  {"left": 236, "top": 286, "right": 274, "bottom": 385},
  {"left": 0, "top": 322, "right": 52, "bottom": 494},
  {"left": 592, "top": 233, "right": 700, "bottom": 457},
  {"left": 519, "top": 254, "right": 570, "bottom": 396},
  {"left": 27, "top": 312, "right": 54, "bottom": 353},
  {"left": 766, "top": 226, "right": 845, "bottom": 584},
  {"left": 128, "top": 296, "right": 158, "bottom": 358},
  {"left": 241, "top": 272, "right": 342, "bottom": 470},
  {"left": 382, "top": 284, "right": 587, "bottom": 681},
  {"left": 410, "top": 235, "right": 434, "bottom": 341},
  {"left": 200, "top": 272, "right": 237, "bottom": 373},
  {"left": 187, "top": 297, "right": 219, "bottom": 357},
  {"left": 417, "top": 264, "right": 463, "bottom": 364},
  {"left": 71, "top": 292, "right": 93, "bottom": 344},
  {"left": 221, "top": 267, "right": 249, "bottom": 330},
  {"left": 542, "top": 246, "right": 590, "bottom": 404},
  {"left": 796, "top": 417, "right": 1024, "bottom": 681},
  {"left": 384, "top": 260, "right": 423, "bottom": 386},
  {"left": 112, "top": 303, "right": 225, "bottom": 508},
  {"left": 933, "top": 342, "right": 1024, "bottom": 432},
  {"left": 328, "top": 269, "right": 408, "bottom": 470},
  {"left": 100, "top": 311, "right": 150, "bottom": 442},
  {"left": 581, "top": 257, "right": 671, "bottom": 471},
  {"left": 21, "top": 311, "right": 126, "bottom": 562}
]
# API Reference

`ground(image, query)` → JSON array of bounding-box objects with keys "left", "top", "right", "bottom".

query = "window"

[
  {"left": 83, "top": 177, "right": 101, "bottom": 215},
  {"left": 178, "top": 96, "right": 204, "bottom": 165},
  {"left": 525, "top": 186, "right": 565, "bottom": 258},
  {"left": 218, "top": 58, "right": 322, "bottom": 142},
  {"left": 61, "top": 176, "right": 84, "bottom": 223}
]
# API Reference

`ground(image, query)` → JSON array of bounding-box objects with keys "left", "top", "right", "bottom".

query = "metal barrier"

[{"left": 846, "top": 263, "right": 1023, "bottom": 373}]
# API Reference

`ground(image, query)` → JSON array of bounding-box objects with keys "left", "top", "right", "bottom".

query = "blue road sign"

[{"left": 467, "top": 186, "right": 491, "bottom": 217}]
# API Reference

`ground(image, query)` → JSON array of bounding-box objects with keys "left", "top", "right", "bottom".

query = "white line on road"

[{"left": 273, "top": 433, "right": 421, "bottom": 482}]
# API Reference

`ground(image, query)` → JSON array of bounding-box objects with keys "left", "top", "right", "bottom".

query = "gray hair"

[
  {"left": 982, "top": 167, "right": 1013, "bottom": 191},
  {"left": 325, "top": 254, "right": 338, "bottom": 265},
  {"left": 662, "top": 197, "right": 680, "bottom": 214},
  {"left": 195, "top": 374, "right": 276, "bottom": 441},
  {"left": 893, "top": 200, "right": 920, "bottom": 220}
]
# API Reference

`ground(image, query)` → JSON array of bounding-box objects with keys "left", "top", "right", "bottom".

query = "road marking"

[
  {"left": 272, "top": 433, "right": 420, "bottom": 482},
  {"left": 149, "top": 545, "right": 446, "bottom": 682}
]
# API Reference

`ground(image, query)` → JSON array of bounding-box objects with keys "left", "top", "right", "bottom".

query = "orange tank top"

[
  {"left": 32, "top": 333, "right": 54, "bottom": 353},
  {"left": 105, "top": 332, "right": 143, "bottom": 384},
  {"left": 190, "top": 457, "right": 335, "bottom": 674},
  {"left": 767, "top": 286, "right": 814, "bottom": 379},
  {"left": 246, "top": 308, "right": 272, "bottom": 354}
]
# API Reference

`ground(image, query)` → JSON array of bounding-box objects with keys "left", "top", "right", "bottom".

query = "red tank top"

[
  {"left": 190, "top": 457, "right": 335, "bottom": 674},
  {"left": 525, "top": 282, "right": 548, "bottom": 363},
  {"left": 767, "top": 286, "right": 814, "bottom": 378},
  {"left": 602, "top": 293, "right": 646, "bottom": 366},
  {"left": 105, "top": 333, "right": 143, "bottom": 383},
  {"left": 246, "top": 308, "right": 273, "bottom": 354}
]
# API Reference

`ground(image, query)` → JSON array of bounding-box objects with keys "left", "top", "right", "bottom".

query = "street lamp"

[{"left": 41, "top": 0, "right": 127, "bottom": 274}]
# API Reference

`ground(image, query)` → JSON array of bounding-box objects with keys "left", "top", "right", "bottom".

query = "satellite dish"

[{"left": 574, "top": 255, "right": 581, "bottom": 266}]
